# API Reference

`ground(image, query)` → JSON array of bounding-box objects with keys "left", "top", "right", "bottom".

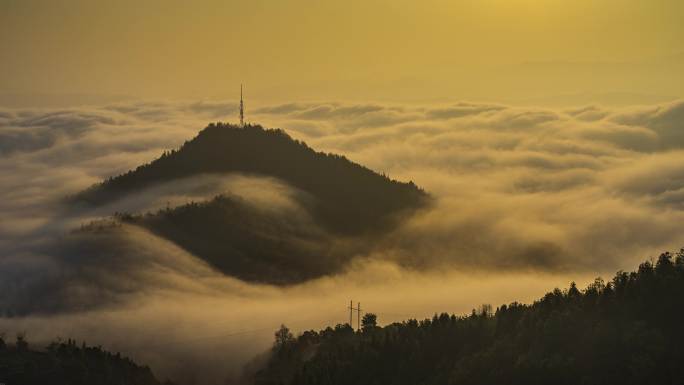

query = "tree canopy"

[
  {"left": 253, "top": 250, "right": 684, "bottom": 385},
  {"left": 0, "top": 337, "right": 173, "bottom": 385}
]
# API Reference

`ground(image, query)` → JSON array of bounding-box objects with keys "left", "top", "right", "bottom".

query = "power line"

[{"left": 349, "top": 300, "right": 362, "bottom": 331}]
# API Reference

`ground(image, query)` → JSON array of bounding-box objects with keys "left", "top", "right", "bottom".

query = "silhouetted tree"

[
  {"left": 477, "top": 303, "right": 493, "bottom": 316},
  {"left": 361, "top": 313, "right": 377, "bottom": 332},
  {"left": 15, "top": 332, "right": 28, "bottom": 351},
  {"left": 274, "top": 325, "right": 294, "bottom": 351}
]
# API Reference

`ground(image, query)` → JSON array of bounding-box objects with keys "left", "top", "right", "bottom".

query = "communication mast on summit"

[{"left": 239, "top": 84, "right": 245, "bottom": 127}]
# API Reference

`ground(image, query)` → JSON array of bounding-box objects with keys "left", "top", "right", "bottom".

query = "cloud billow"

[
  {"left": 3, "top": 99, "right": 684, "bottom": 272},
  {"left": 1, "top": 97, "right": 684, "bottom": 384}
]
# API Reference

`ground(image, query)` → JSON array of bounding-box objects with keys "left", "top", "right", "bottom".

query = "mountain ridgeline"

[
  {"left": 76, "top": 123, "right": 428, "bottom": 236},
  {"left": 253, "top": 251, "right": 684, "bottom": 385}
]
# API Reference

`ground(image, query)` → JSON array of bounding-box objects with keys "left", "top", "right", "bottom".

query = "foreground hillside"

[
  {"left": 76, "top": 123, "right": 427, "bottom": 236},
  {"left": 0, "top": 338, "right": 172, "bottom": 385},
  {"left": 253, "top": 250, "right": 684, "bottom": 385}
]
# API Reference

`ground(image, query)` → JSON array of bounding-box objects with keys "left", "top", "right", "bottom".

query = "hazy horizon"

[{"left": 2, "top": 0, "right": 683, "bottom": 106}]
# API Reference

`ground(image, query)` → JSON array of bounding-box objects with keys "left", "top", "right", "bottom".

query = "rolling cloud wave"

[{"left": 1, "top": 98, "right": 684, "bottom": 384}]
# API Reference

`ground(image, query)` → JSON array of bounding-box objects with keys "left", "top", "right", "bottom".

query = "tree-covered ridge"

[
  {"left": 0, "top": 336, "right": 172, "bottom": 385},
  {"left": 76, "top": 123, "right": 428, "bottom": 235},
  {"left": 116, "top": 194, "right": 353, "bottom": 285},
  {"left": 253, "top": 250, "right": 684, "bottom": 385}
]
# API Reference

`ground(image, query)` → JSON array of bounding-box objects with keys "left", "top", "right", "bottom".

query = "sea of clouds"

[{"left": 1, "top": 98, "right": 683, "bottom": 384}]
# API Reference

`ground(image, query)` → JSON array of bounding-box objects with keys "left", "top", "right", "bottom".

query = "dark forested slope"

[
  {"left": 253, "top": 250, "right": 684, "bottom": 385},
  {"left": 76, "top": 123, "right": 427, "bottom": 236},
  {"left": 0, "top": 337, "right": 172, "bottom": 385},
  {"left": 116, "top": 195, "right": 352, "bottom": 285}
]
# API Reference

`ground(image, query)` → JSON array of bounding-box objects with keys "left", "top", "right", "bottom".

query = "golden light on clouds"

[
  {"left": 0, "top": 0, "right": 683, "bottom": 377},
  {"left": 2, "top": 97, "right": 684, "bottom": 382}
]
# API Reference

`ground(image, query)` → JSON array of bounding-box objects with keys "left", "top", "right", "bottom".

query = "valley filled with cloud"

[{"left": 1, "top": 98, "right": 684, "bottom": 384}]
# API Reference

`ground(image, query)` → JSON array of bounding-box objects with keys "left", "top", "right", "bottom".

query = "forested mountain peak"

[
  {"left": 76, "top": 122, "right": 428, "bottom": 235},
  {"left": 69, "top": 123, "right": 430, "bottom": 285}
]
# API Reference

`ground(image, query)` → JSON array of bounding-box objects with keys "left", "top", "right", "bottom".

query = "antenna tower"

[{"left": 239, "top": 84, "right": 245, "bottom": 127}]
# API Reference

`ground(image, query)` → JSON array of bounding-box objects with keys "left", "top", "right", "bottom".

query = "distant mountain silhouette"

[
  {"left": 76, "top": 123, "right": 427, "bottom": 235},
  {"left": 74, "top": 123, "right": 429, "bottom": 284}
]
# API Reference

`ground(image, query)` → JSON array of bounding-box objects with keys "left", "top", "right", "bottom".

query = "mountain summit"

[
  {"left": 74, "top": 123, "right": 429, "bottom": 284},
  {"left": 77, "top": 123, "right": 427, "bottom": 235}
]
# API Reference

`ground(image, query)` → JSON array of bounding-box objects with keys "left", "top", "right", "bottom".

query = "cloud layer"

[
  {"left": 1, "top": 98, "right": 684, "bottom": 384},
  {"left": 4, "top": 98, "right": 684, "bottom": 300},
  {"left": 256, "top": 99, "right": 684, "bottom": 271}
]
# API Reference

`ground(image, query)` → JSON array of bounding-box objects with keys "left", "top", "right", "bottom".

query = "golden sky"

[{"left": 1, "top": 0, "right": 683, "bottom": 105}]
